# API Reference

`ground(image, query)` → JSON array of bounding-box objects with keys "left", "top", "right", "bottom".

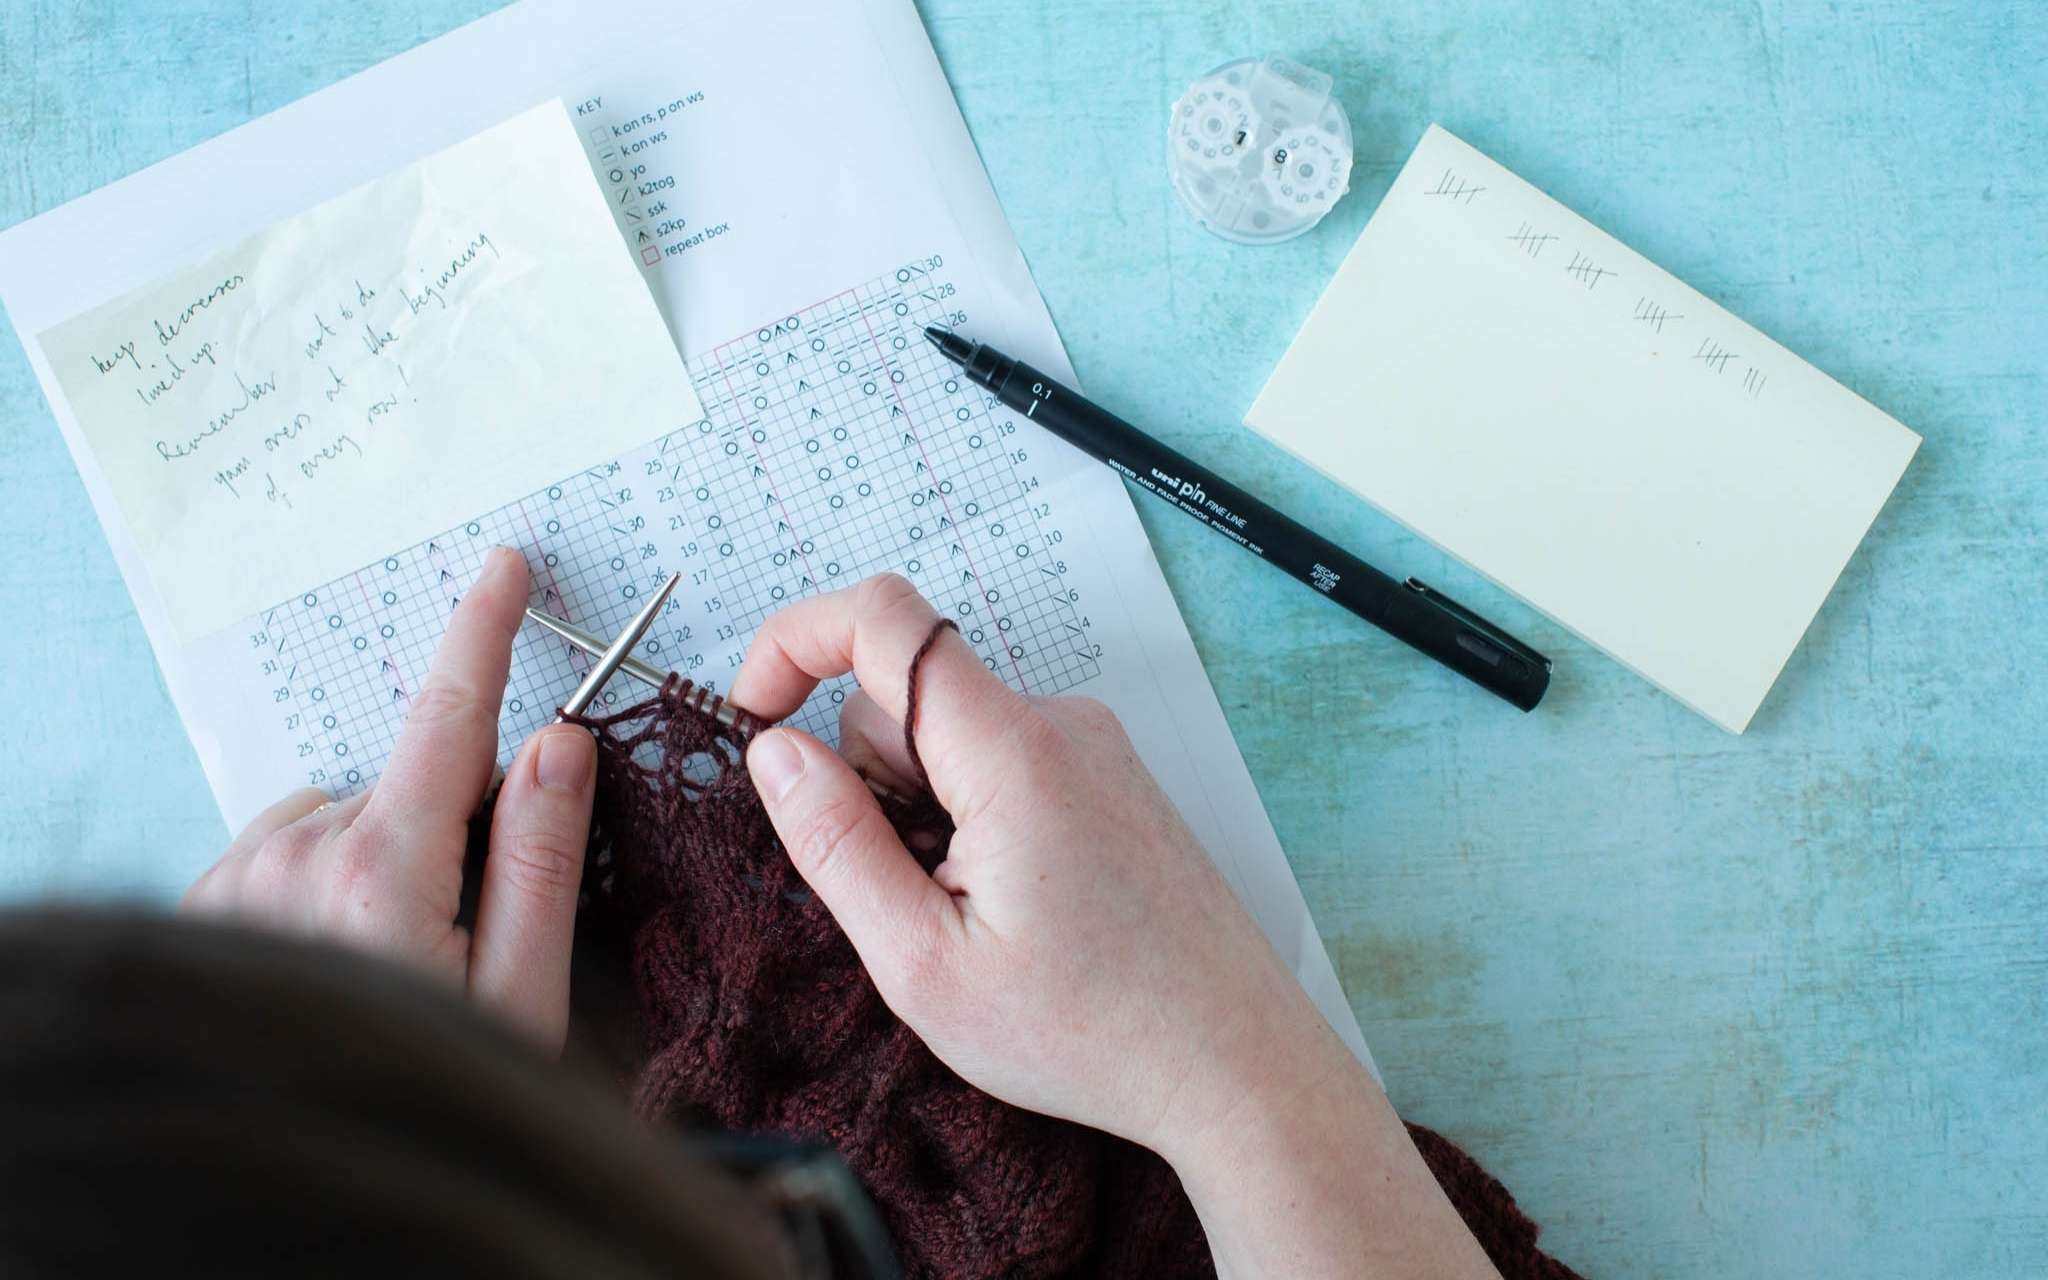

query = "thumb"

[
  {"left": 747, "top": 727, "right": 961, "bottom": 1000},
  {"left": 472, "top": 723, "right": 596, "bottom": 1049}
]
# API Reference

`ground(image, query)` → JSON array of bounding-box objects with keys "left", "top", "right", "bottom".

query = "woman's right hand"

[
  {"left": 730, "top": 576, "right": 1499, "bottom": 1280},
  {"left": 729, "top": 573, "right": 1336, "bottom": 1155}
]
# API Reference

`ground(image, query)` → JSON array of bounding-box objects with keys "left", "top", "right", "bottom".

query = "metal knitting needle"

[
  {"left": 528, "top": 590, "right": 751, "bottom": 730},
  {"left": 554, "top": 572, "right": 680, "bottom": 722},
  {"left": 527, "top": 607, "right": 672, "bottom": 694}
]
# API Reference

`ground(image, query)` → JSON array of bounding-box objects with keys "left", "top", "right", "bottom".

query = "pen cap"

[{"left": 1168, "top": 56, "right": 1354, "bottom": 245}]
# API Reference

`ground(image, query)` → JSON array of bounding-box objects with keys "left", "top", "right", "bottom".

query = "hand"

[
  {"left": 732, "top": 575, "right": 1500, "bottom": 1279},
  {"left": 183, "top": 548, "right": 597, "bottom": 1049},
  {"left": 728, "top": 573, "right": 1350, "bottom": 1156}
]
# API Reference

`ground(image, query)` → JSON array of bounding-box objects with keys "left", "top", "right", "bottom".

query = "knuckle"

[
  {"left": 325, "top": 834, "right": 388, "bottom": 899},
  {"left": 788, "top": 793, "right": 877, "bottom": 882},
  {"left": 404, "top": 681, "right": 484, "bottom": 731},
  {"left": 1071, "top": 694, "right": 1115, "bottom": 721},
  {"left": 1060, "top": 694, "right": 1120, "bottom": 733},
  {"left": 242, "top": 858, "right": 305, "bottom": 910},
  {"left": 494, "top": 833, "right": 585, "bottom": 902},
  {"left": 278, "top": 786, "right": 330, "bottom": 822},
  {"left": 263, "top": 820, "right": 327, "bottom": 869},
  {"left": 854, "top": 572, "right": 927, "bottom": 622}
]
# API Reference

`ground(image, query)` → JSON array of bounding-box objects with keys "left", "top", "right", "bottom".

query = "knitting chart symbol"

[{"left": 247, "top": 261, "right": 1101, "bottom": 797}]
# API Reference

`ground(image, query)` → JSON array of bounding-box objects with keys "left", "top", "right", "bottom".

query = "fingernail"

[
  {"left": 747, "top": 731, "right": 805, "bottom": 802},
  {"left": 487, "top": 545, "right": 526, "bottom": 581},
  {"left": 535, "top": 727, "right": 595, "bottom": 793}
]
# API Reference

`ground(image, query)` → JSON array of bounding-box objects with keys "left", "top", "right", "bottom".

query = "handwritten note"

[
  {"left": 1247, "top": 124, "right": 1920, "bottom": 733},
  {"left": 38, "top": 101, "right": 701, "bottom": 640}
]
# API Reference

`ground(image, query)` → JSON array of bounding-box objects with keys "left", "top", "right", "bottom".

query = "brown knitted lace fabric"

[{"left": 561, "top": 630, "right": 1582, "bottom": 1280}]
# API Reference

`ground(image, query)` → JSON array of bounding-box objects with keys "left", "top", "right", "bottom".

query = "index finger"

[
  {"left": 362, "top": 547, "right": 530, "bottom": 850},
  {"left": 729, "top": 574, "right": 1032, "bottom": 797}
]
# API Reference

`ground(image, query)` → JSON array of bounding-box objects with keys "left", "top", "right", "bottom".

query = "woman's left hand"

[{"left": 182, "top": 547, "right": 597, "bottom": 1049}]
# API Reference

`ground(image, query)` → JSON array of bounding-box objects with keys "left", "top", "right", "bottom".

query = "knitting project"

[{"left": 560, "top": 624, "right": 1582, "bottom": 1280}]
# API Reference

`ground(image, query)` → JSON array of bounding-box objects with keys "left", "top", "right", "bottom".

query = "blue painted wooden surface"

[{"left": 2, "top": 1, "right": 2043, "bottom": 1274}]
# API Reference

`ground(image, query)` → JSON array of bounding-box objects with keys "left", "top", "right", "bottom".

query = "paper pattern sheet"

[
  {"left": 1247, "top": 124, "right": 1921, "bottom": 733},
  {"left": 0, "top": 0, "right": 1375, "bottom": 1070},
  {"left": 39, "top": 103, "right": 701, "bottom": 642}
]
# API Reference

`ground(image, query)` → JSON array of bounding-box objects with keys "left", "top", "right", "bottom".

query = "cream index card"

[
  {"left": 38, "top": 101, "right": 700, "bottom": 641},
  {"left": 1247, "top": 124, "right": 1920, "bottom": 733}
]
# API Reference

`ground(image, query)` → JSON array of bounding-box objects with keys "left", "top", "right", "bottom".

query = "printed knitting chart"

[
  {"left": 0, "top": 0, "right": 1375, "bottom": 1071},
  {"left": 241, "top": 260, "right": 1100, "bottom": 797}
]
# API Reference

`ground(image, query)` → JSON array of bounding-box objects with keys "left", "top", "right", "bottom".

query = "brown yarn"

[
  {"left": 898, "top": 618, "right": 956, "bottom": 786},
  {"left": 557, "top": 620, "right": 1581, "bottom": 1280}
]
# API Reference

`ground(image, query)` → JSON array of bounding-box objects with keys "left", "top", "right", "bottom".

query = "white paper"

[
  {"left": 1247, "top": 124, "right": 1921, "bottom": 733},
  {"left": 37, "top": 103, "right": 702, "bottom": 641},
  {"left": 0, "top": 0, "right": 1373, "bottom": 1072}
]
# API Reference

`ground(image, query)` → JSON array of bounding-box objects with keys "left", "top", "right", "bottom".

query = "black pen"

[{"left": 926, "top": 327, "right": 1551, "bottom": 711}]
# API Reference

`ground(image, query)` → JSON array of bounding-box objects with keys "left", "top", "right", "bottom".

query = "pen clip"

[{"left": 1402, "top": 578, "right": 1553, "bottom": 672}]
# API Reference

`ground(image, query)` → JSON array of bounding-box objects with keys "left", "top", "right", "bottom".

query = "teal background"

[{"left": 2, "top": 1, "right": 2043, "bottom": 1274}]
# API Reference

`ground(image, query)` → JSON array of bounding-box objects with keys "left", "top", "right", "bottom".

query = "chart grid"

[{"left": 244, "top": 260, "right": 1101, "bottom": 796}]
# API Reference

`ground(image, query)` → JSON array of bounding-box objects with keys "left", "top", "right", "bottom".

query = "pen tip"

[{"left": 923, "top": 324, "right": 974, "bottom": 366}]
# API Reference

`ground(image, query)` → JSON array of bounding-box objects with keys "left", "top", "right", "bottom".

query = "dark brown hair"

[{"left": 0, "top": 907, "right": 797, "bottom": 1279}]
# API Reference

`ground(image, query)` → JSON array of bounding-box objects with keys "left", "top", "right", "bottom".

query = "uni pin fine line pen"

[{"left": 925, "top": 327, "right": 1551, "bottom": 711}]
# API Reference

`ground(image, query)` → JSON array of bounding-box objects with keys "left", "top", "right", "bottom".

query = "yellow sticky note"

[
  {"left": 1246, "top": 125, "right": 1919, "bottom": 733},
  {"left": 38, "top": 101, "right": 700, "bottom": 642}
]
